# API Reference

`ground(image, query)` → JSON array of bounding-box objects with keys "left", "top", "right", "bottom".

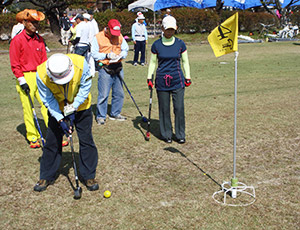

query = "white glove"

[{"left": 107, "top": 52, "right": 119, "bottom": 60}]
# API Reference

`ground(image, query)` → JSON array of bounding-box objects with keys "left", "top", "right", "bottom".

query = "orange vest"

[{"left": 95, "top": 29, "right": 123, "bottom": 65}]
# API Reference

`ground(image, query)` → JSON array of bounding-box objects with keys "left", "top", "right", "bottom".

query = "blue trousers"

[
  {"left": 133, "top": 40, "right": 146, "bottom": 64},
  {"left": 96, "top": 68, "right": 124, "bottom": 119},
  {"left": 39, "top": 108, "right": 98, "bottom": 181}
]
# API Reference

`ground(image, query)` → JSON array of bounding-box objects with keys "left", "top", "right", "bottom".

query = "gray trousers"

[{"left": 157, "top": 87, "right": 185, "bottom": 140}]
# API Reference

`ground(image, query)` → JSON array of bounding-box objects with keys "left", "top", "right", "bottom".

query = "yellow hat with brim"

[{"left": 16, "top": 9, "right": 45, "bottom": 23}]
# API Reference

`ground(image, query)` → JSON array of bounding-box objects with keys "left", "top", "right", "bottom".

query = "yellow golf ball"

[{"left": 104, "top": 190, "right": 111, "bottom": 198}]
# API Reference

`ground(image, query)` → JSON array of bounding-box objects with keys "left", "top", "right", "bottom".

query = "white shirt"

[
  {"left": 76, "top": 21, "right": 90, "bottom": 47},
  {"left": 90, "top": 19, "right": 99, "bottom": 36}
]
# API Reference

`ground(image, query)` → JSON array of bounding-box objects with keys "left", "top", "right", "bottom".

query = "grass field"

[{"left": 0, "top": 39, "right": 299, "bottom": 229}]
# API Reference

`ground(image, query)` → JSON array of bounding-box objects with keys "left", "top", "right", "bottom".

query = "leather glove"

[
  {"left": 185, "top": 79, "right": 191, "bottom": 87},
  {"left": 106, "top": 52, "right": 118, "bottom": 60},
  {"left": 147, "top": 79, "right": 153, "bottom": 90},
  {"left": 21, "top": 83, "right": 30, "bottom": 95},
  {"left": 60, "top": 120, "right": 72, "bottom": 137}
]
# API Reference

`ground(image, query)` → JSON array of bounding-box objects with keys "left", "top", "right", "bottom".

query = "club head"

[
  {"left": 73, "top": 187, "right": 82, "bottom": 200},
  {"left": 145, "top": 132, "right": 150, "bottom": 141},
  {"left": 142, "top": 117, "right": 148, "bottom": 122}
]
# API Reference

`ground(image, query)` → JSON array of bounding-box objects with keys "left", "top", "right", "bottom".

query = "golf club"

[
  {"left": 69, "top": 134, "right": 82, "bottom": 200},
  {"left": 118, "top": 74, "right": 148, "bottom": 122},
  {"left": 27, "top": 93, "right": 45, "bottom": 147},
  {"left": 145, "top": 74, "right": 154, "bottom": 141}
]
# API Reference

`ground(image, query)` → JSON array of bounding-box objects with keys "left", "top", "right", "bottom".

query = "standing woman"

[{"left": 147, "top": 16, "right": 191, "bottom": 143}]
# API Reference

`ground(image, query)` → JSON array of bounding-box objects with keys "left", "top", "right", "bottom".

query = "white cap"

[
  {"left": 137, "top": 11, "right": 143, "bottom": 16},
  {"left": 137, "top": 14, "right": 145, "bottom": 20},
  {"left": 166, "top": 8, "right": 171, "bottom": 12},
  {"left": 162, "top": 16, "right": 177, "bottom": 30},
  {"left": 46, "top": 54, "right": 74, "bottom": 85},
  {"left": 83, "top": 13, "right": 91, "bottom": 20}
]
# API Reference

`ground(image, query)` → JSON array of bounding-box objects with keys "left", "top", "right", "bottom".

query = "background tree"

[
  {"left": 1, "top": 0, "right": 14, "bottom": 11},
  {"left": 110, "top": 0, "right": 135, "bottom": 11},
  {"left": 261, "top": 0, "right": 300, "bottom": 26}
]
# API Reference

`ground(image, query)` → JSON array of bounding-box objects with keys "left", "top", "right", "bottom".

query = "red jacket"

[{"left": 9, "top": 29, "right": 47, "bottom": 79}]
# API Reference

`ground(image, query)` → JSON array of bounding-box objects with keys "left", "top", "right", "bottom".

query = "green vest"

[{"left": 37, "top": 54, "right": 91, "bottom": 112}]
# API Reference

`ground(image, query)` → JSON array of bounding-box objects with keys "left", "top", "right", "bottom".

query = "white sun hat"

[
  {"left": 162, "top": 16, "right": 177, "bottom": 30},
  {"left": 83, "top": 13, "right": 91, "bottom": 20},
  {"left": 137, "top": 14, "right": 145, "bottom": 20},
  {"left": 46, "top": 53, "right": 74, "bottom": 85}
]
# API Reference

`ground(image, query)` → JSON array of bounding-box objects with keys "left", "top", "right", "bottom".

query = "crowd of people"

[{"left": 9, "top": 8, "right": 191, "bottom": 193}]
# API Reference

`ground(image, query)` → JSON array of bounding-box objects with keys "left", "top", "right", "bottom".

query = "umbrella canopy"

[
  {"left": 222, "top": 0, "right": 262, "bottom": 9},
  {"left": 128, "top": 0, "right": 216, "bottom": 11}
]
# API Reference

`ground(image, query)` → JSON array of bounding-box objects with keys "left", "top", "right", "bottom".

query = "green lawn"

[{"left": 0, "top": 39, "right": 299, "bottom": 229}]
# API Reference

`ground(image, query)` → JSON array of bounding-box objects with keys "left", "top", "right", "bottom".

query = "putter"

[
  {"left": 145, "top": 74, "right": 154, "bottom": 141},
  {"left": 118, "top": 74, "right": 147, "bottom": 122},
  {"left": 69, "top": 134, "right": 82, "bottom": 200},
  {"left": 27, "top": 93, "right": 45, "bottom": 147}
]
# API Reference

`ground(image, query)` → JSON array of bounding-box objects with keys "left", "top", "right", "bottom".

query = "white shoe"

[{"left": 109, "top": 114, "right": 127, "bottom": 121}]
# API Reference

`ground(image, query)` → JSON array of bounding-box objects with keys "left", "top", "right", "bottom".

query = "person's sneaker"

[
  {"left": 109, "top": 114, "right": 127, "bottom": 121},
  {"left": 85, "top": 179, "right": 99, "bottom": 191},
  {"left": 133, "top": 62, "right": 137, "bottom": 66},
  {"left": 62, "top": 140, "right": 69, "bottom": 147},
  {"left": 141, "top": 63, "right": 145, "bottom": 66},
  {"left": 96, "top": 117, "right": 106, "bottom": 125},
  {"left": 178, "top": 139, "right": 186, "bottom": 144},
  {"left": 164, "top": 138, "right": 172, "bottom": 143},
  {"left": 33, "top": 179, "right": 53, "bottom": 192},
  {"left": 30, "top": 141, "right": 41, "bottom": 149}
]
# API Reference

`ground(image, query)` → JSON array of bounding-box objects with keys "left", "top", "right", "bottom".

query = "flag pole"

[{"left": 231, "top": 51, "right": 239, "bottom": 198}]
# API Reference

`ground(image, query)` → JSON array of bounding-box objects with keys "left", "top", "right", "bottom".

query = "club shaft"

[
  {"left": 70, "top": 135, "right": 80, "bottom": 188},
  {"left": 28, "top": 94, "right": 45, "bottom": 146},
  {"left": 119, "top": 75, "right": 145, "bottom": 118}
]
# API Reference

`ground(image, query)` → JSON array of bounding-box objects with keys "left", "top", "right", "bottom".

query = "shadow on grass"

[
  {"left": 16, "top": 119, "right": 47, "bottom": 142},
  {"left": 91, "top": 103, "right": 111, "bottom": 120},
  {"left": 164, "top": 147, "right": 222, "bottom": 189},
  {"left": 293, "top": 43, "right": 300, "bottom": 45},
  {"left": 37, "top": 146, "right": 82, "bottom": 192},
  {"left": 132, "top": 116, "right": 160, "bottom": 140}
]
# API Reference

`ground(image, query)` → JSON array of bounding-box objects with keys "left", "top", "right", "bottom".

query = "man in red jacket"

[{"left": 10, "top": 9, "right": 68, "bottom": 148}]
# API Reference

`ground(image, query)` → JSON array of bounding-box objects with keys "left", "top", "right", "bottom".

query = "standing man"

[
  {"left": 91, "top": 19, "right": 129, "bottom": 125},
  {"left": 34, "top": 53, "right": 99, "bottom": 192},
  {"left": 88, "top": 10, "right": 99, "bottom": 36},
  {"left": 131, "top": 14, "right": 148, "bottom": 66},
  {"left": 9, "top": 9, "right": 49, "bottom": 148},
  {"left": 72, "top": 14, "right": 90, "bottom": 60},
  {"left": 59, "top": 11, "right": 71, "bottom": 46}
]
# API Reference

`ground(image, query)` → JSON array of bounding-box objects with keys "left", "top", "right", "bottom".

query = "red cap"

[{"left": 108, "top": 19, "right": 121, "bottom": 36}]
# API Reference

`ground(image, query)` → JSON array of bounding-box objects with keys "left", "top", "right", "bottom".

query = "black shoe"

[
  {"left": 33, "top": 179, "right": 53, "bottom": 192},
  {"left": 85, "top": 179, "right": 99, "bottom": 191},
  {"left": 164, "top": 138, "right": 172, "bottom": 143},
  {"left": 178, "top": 139, "right": 186, "bottom": 144}
]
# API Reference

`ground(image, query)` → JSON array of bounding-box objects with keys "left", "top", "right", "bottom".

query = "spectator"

[
  {"left": 9, "top": 9, "right": 49, "bottom": 148},
  {"left": 59, "top": 11, "right": 71, "bottom": 46},
  {"left": 34, "top": 53, "right": 99, "bottom": 192},
  {"left": 91, "top": 19, "right": 129, "bottom": 125},
  {"left": 164, "top": 8, "right": 172, "bottom": 18},
  {"left": 68, "top": 17, "right": 78, "bottom": 53},
  {"left": 132, "top": 14, "right": 148, "bottom": 66},
  {"left": 72, "top": 14, "right": 91, "bottom": 60},
  {"left": 88, "top": 10, "right": 99, "bottom": 36},
  {"left": 83, "top": 13, "right": 96, "bottom": 77},
  {"left": 147, "top": 16, "right": 191, "bottom": 144}
]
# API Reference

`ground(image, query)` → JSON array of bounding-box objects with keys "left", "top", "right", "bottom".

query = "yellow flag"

[{"left": 208, "top": 13, "right": 238, "bottom": 57}]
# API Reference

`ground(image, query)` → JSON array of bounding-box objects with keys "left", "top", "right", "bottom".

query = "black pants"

[
  {"left": 133, "top": 40, "right": 146, "bottom": 64},
  {"left": 157, "top": 88, "right": 185, "bottom": 140},
  {"left": 39, "top": 108, "right": 98, "bottom": 181}
]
